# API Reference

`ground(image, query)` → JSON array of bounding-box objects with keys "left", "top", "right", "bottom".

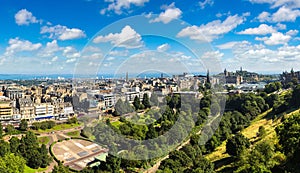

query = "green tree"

[
  {"left": 0, "top": 154, "right": 26, "bottom": 173},
  {"left": 235, "top": 142, "right": 281, "bottom": 173},
  {"left": 52, "top": 162, "right": 71, "bottom": 173},
  {"left": 150, "top": 92, "right": 159, "bottom": 106},
  {"left": 67, "top": 117, "right": 78, "bottom": 124},
  {"left": 0, "top": 140, "right": 10, "bottom": 157},
  {"left": 226, "top": 133, "right": 250, "bottom": 157},
  {"left": 133, "top": 96, "right": 140, "bottom": 110},
  {"left": 114, "top": 99, "right": 125, "bottom": 116},
  {"left": 291, "top": 84, "right": 300, "bottom": 107},
  {"left": 142, "top": 93, "right": 151, "bottom": 108},
  {"left": 257, "top": 126, "right": 267, "bottom": 138},
  {"left": 276, "top": 113, "right": 300, "bottom": 156},
  {"left": 9, "top": 136, "right": 19, "bottom": 154},
  {"left": 39, "top": 144, "right": 52, "bottom": 168},
  {"left": 0, "top": 123, "right": 3, "bottom": 138},
  {"left": 124, "top": 99, "right": 134, "bottom": 113},
  {"left": 19, "top": 119, "right": 28, "bottom": 131},
  {"left": 99, "top": 154, "right": 121, "bottom": 173},
  {"left": 192, "top": 156, "right": 215, "bottom": 173},
  {"left": 5, "top": 125, "right": 17, "bottom": 135}
]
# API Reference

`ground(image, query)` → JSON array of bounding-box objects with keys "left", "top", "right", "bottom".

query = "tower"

[
  {"left": 224, "top": 68, "right": 228, "bottom": 77},
  {"left": 126, "top": 72, "right": 128, "bottom": 82},
  {"left": 206, "top": 70, "right": 210, "bottom": 83}
]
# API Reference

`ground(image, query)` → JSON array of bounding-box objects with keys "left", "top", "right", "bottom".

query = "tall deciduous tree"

[
  {"left": 9, "top": 136, "right": 19, "bottom": 154},
  {"left": 226, "top": 133, "right": 250, "bottom": 157},
  {"left": 0, "top": 154, "right": 26, "bottom": 173},
  {"left": 0, "top": 140, "right": 10, "bottom": 157}
]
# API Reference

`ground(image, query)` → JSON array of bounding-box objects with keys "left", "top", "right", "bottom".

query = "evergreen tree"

[
  {"left": 133, "top": 96, "right": 140, "bottom": 110},
  {"left": 114, "top": 99, "right": 125, "bottom": 116},
  {"left": 39, "top": 144, "right": 52, "bottom": 168},
  {"left": 150, "top": 93, "right": 159, "bottom": 106},
  {"left": 124, "top": 99, "right": 133, "bottom": 113},
  {"left": 142, "top": 93, "right": 151, "bottom": 108}
]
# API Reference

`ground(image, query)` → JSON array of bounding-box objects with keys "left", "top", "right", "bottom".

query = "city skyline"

[{"left": 0, "top": 0, "right": 300, "bottom": 74}]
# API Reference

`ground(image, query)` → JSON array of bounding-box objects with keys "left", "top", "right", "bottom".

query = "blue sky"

[{"left": 1, "top": 0, "right": 300, "bottom": 75}]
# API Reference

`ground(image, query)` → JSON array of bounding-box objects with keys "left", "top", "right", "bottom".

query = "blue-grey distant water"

[{"left": 0, "top": 73, "right": 182, "bottom": 80}]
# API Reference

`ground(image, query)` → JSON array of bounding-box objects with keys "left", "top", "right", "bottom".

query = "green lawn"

[
  {"left": 36, "top": 123, "right": 82, "bottom": 133},
  {"left": 66, "top": 130, "right": 81, "bottom": 137},
  {"left": 37, "top": 136, "right": 50, "bottom": 145},
  {"left": 24, "top": 165, "right": 47, "bottom": 173},
  {"left": 111, "top": 121, "right": 124, "bottom": 128}
]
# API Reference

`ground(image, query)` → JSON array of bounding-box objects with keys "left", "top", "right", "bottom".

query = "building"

[
  {"left": 98, "top": 94, "right": 116, "bottom": 109},
  {"left": 6, "top": 87, "right": 23, "bottom": 100},
  {"left": 281, "top": 69, "right": 300, "bottom": 84},
  {"left": 225, "top": 75, "right": 243, "bottom": 85},
  {"left": 17, "top": 98, "right": 35, "bottom": 121},
  {"left": 0, "top": 96, "right": 13, "bottom": 121},
  {"left": 34, "top": 103, "right": 55, "bottom": 120}
]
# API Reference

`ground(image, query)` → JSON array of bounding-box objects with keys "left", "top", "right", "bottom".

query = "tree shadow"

[{"left": 213, "top": 156, "right": 234, "bottom": 170}]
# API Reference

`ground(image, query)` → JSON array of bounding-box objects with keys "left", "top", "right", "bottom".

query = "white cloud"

[
  {"left": 249, "top": 0, "right": 300, "bottom": 8},
  {"left": 272, "top": 6, "right": 300, "bottom": 22},
  {"left": 225, "top": 41, "right": 300, "bottom": 72},
  {"left": 272, "top": 0, "right": 300, "bottom": 9},
  {"left": 286, "top": 29, "right": 299, "bottom": 36},
  {"left": 249, "top": 0, "right": 275, "bottom": 4},
  {"left": 62, "top": 46, "right": 80, "bottom": 58},
  {"left": 201, "top": 51, "right": 224, "bottom": 59},
  {"left": 5, "top": 38, "right": 42, "bottom": 56},
  {"left": 106, "top": 57, "right": 115, "bottom": 61},
  {"left": 40, "top": 25, "right": 86, "bottom": 40},
  {"left": 108, "top": 50, "right": 129, "bottom": 56},
  {"left": 82, "top": 46, "right": 102, "bottom": 54},
  {"left": 15, "top": 9, "right": 39, "bottom": 25},
  {"left": 93, "top": 25, "right": 143, "bottom": 49},
  {"left": 199, "top": 0, "right": 214, "bottom": 9},
  {"left": 39, "top": 40, "right": 61, "bottom": 57},
  {"left": 216, "top": 41, "right": 242, "bottom": 49},
  {"left": 258, "top": 6, "right": 300, "bottom": 22},
  {"left": 177, "top": 14, "right": 246, "bottom": 42},
  {"left": 257, "top": 11, "right": 271, "bottom": 22},
  {"left": 157, "top": 43, "right": 170, "bottom": 52},
  {"left": 66, "top": 58, "right": 76, "bottom": 63},
  {"left": 51, "top": 56, "right": 58, "bottom": 62},
  {"left": 255, "top": 32, "right": 291, "bottom": 45},
  {"left": 150, "top": 3, "right": 182, "bottom": 24},
  {"left": 101, "top": 0, "right": 149, "bottom": 15},
  {"left": 276, "top": 23, "right": 286, "bottom": 30},
  {"left": 237, "top": 24, "right": 277, "bottom": 35}
]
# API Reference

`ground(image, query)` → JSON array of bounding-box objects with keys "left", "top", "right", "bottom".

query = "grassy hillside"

[{"left": 206, "top": 106, "right": 300, "bottom": 172}]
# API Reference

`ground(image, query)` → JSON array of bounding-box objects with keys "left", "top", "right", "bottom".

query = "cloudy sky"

[{"left": 1, "top": 0, "right": 300, "bottom": 75}]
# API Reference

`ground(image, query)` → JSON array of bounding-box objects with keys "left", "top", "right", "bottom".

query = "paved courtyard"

[{"left": 52, "top": 139, "right": 107, "bottom": 171}]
